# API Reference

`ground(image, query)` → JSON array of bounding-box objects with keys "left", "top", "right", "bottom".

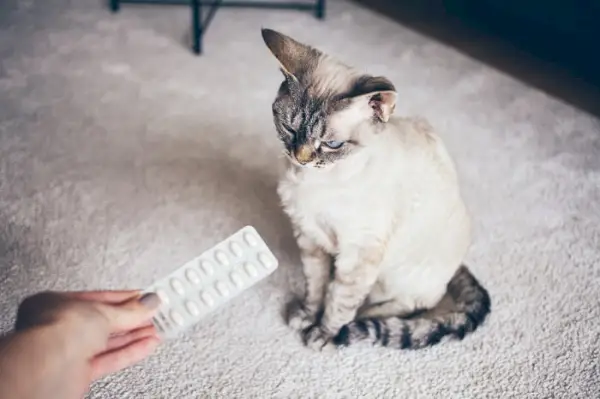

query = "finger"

[
  {"left": 62, "top": 290, "right": 142, "bottom": 304},
  {"left": 115, "top": 318, "right": 155, "bottom": 330},
  {"left": 90, "top": 336, "right": 160, "bottom": 381},
  {"left": 99, "top": 293, "right": 162, "bottom": 333},
  {"left": 105, "top": 325, "right": 158, "bottom": 352}
]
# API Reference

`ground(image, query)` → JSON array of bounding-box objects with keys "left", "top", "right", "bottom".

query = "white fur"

[{"left": 278, "top": 116, "right": 471, "bottom": 314}]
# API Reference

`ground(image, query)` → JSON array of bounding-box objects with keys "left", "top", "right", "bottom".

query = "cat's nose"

[{"left": 295, "top": 145, "right": 315, "bottom": 164}]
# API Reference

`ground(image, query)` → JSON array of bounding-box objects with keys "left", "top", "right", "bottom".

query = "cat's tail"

[{"left": 333, "top": 265, "right": 491, "bottom": 349}]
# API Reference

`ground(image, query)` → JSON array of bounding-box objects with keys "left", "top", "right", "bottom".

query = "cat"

[{"left": 261, "top": 28, "right": 491, "bottom": 351}]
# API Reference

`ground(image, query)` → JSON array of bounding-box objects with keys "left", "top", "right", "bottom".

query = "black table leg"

[
  {"left": 315, "top": 0, "right": 325, "bottom": 19},
  {"left": 110, "top": 0, "right": 120, "bottom": 12},
  {"left": 192, "top": 0, "right": 202, "bottom": 54}
]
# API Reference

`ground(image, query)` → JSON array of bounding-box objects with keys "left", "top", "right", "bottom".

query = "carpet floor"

[{"left": 0, "top": 0, "right": 598, "bottom": 398}]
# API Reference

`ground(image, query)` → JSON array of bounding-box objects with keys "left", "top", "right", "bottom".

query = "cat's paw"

[
  {"left": 302, "top": 324, "right": 336, "bottom": 352},
  {"left": 286, "top": 302, "right": 316, "bottom": 331}
]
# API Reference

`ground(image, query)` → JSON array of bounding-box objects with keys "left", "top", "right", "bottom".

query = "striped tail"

[{"left": 333, "top": 265, "right": 491, "bottom": 349}]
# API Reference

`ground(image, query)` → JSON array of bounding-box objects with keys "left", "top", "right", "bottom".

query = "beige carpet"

[{"left": 1, "top": 0, "right": 599, "bottom": 397}]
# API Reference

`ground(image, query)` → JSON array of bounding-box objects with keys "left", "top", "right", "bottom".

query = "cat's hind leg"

[{"left": 287, "top": 232, "right": 332, "bottom": 331}]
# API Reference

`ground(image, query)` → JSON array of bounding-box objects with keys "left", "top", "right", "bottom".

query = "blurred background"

[{"left": 356, "top": 0, "right": 600, "bottom": 117}]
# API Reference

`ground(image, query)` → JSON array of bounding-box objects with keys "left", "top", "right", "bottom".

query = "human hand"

[{"left": 0, "top": 290, "right": 162, "bottom": 399}]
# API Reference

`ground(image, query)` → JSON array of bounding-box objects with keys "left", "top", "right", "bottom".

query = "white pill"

[
  {"left": 170, "top": 278, "right": 185, "bottom": 296},
  {"left": 215, "top": 250, "right": 229, "bottom": 265},
  {"left": 200, "top": 291, "right": 214, "bottom": 306},
  {"left": 230, "top": 272, "right": 243, "bottom": 287},
  {"left": 229, "top": 242, "right": 243, "bottom": 257},
  {"left": 215, "top": 281, "right": 229, "bottom": 296},
  {"left": 170, "top": 310, "right": 184, "bottom": 326},
  {"left": 156, "top": 289, "right": 170, "bottom": 305},
  {"left": 244, "top": 262, "right": 257, "bottom": 277},
  {"left": 244, "top": 232, "right": 258, "bottom": 247},
  {"left": 200, "top": 260, "right": 214, "bottom": 276},
  {"left": 185, "top": 268, "right": 201, "bottom": 285},
  {"left": 258, "top": 252, "right": 274, "bottom": 269},
  {"left": 186, "top": 300, "right": 200, "bottom": 316}
]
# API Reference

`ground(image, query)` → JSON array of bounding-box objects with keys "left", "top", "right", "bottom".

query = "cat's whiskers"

[{"left": 282, "top": 150, "right": 305, "bottom": 168}]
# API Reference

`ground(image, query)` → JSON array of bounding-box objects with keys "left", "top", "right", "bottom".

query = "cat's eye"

[{"left": 324, "top": 140, "right": 345, "bottom": 149}]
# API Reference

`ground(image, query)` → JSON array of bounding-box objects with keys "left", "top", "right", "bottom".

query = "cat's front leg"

[
  {"left": 303, "top": 246, "right": 382, "bottom": 351},
  {"left": 287, "top": 232, "right": 332, "bottom": 331}
]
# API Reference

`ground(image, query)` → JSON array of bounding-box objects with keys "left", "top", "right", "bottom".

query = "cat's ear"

[
  {"left": 367, "top": 91, "right": 397, "bottom": 123},
  {"left": 347, "top": 76, "right": 397, "bottom": 123},
  {"left": 261, "top": 28, "right": 318, "bottom": 81}
]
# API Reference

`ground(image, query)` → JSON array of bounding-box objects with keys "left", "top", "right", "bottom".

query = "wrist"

[{"left": 0, "top": 325, "right": 90, "bottom": 399}]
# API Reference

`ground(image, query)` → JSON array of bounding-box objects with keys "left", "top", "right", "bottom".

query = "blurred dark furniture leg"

[
  {"left": 109, "top": 0, "right": 327, "bottom": 55},
  {"left": 316, "top": 0, "right": 325, "bottom": 19},
  {"left": 192, "top": 0, "right": 202, "bottom": 54}
]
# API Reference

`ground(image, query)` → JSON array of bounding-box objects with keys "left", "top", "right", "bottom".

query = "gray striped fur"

[{"left": 333, "top": 266, "right": 491, "bottom": 349}]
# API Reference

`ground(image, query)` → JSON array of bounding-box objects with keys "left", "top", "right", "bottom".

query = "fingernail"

[{"left": 139, "top": 293, "right": 161, "bottom": 310}]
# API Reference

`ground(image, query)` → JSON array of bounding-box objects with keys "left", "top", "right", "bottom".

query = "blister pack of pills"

[{"left": 144, "top": 226, "right": 279, "bottom": 339}]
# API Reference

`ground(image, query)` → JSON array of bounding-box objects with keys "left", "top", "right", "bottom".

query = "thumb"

[{"left": 99, "top": 293, "right": 162, "bottom": 332}]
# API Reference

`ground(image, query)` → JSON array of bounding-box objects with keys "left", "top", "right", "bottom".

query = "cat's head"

[{"left": 261, "top": 28, "right": 397, "bottom": 169}]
